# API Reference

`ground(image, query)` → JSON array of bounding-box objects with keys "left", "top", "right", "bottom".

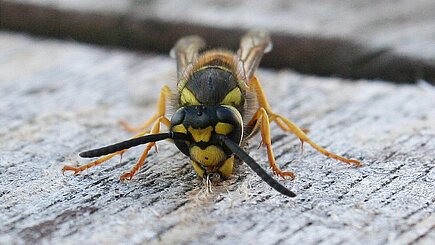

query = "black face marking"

[
  {"left": 170, "top": 105, "right": 244, "bottom": 157},
  {"left": 186, "top": 68, "right": 238, "bottom": 105},
  {"left": 208, "top": 76, "right": 213, "bottom": 90}
]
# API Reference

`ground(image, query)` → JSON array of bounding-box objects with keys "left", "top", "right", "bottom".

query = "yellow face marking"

[
  {"left": 180, "top": 88, "right": 201, "bottom": 106},
  {"left": 191, "top": 160, "right": 205, "bottom": 178},
  {"left": 188, "top": 126, "right": 213, "bottom": 142},
  {"left": 218, "top": 156, "right": 234, "bottom": 178},
  {"left": 214, "top": 122, "right": 233, "bottom": 135},
  {"left": 190, "top": 145, "right": 226, "bottom": 166},
  {"left": 220, "top": 87, "right": 242, "bottom": 106},
  {"left": 172, "top": 124, "right": 187, "bottom": 134}
]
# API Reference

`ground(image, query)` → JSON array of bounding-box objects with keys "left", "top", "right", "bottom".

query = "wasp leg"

[
  {"left": 249, "top": 76, "right": 361, "bottom": 167},
  {"left": 62, "top": 130, "right": 149, "bottom": 175},
  {"left": 272, "top": 115, "right": 361, "bottom": 166},
  {"left": 247, "top": 108, "right": 296, "bottom": 179},
  {"left": 119, "top": 85, "right": 172, "bottom": 133},
  {"left": 119, "top": 116, "right": 171, "bottom": 180}
]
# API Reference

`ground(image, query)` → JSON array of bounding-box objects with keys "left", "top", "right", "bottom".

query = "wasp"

[{"left": 62, "top": 30, "right": 361, "bottom": 197}]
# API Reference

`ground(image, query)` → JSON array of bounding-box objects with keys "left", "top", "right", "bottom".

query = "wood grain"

[{"left": 0, "top": 32, "right": 434, "bottom": 244}]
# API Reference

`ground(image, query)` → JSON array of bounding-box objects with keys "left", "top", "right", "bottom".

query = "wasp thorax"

[{"left": 185, "top": 68, "right": 239, "bottom": 104}]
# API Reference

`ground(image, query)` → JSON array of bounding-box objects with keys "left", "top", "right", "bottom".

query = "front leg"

[
  {"left": 119, "top": 85, "right": 172, "bottom": 133},
  {"left": 63, "top": 85, "right": 173, "bottom": 177},
  {"left": 120, "top": 116, "right": 170, "bottom": 180}
]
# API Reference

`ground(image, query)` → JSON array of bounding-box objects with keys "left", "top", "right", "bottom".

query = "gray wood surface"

[{"left": 0, "top": 32, "right": 434, "bottom": 244}]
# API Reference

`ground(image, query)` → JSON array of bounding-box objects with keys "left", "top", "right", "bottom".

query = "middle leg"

[
  {"left": 120, "top": 116, "right": 171, "bottom": 180},
  {"left": 120, "top": 85, "right": 172, "bottom": 133}
]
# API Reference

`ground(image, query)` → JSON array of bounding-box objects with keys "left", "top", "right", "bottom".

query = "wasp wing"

[
  {"left": 236, "top": 30, "right": 272, "bottom": 80},
  {"left": 170, "top": 35, "right": 206, "bottom": 80}
]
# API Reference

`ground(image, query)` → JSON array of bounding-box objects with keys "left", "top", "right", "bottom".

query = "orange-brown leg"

[
  {"left": 120, "top": 85, "right": 172, "bottom": 133},
  {"left": 248, "top": 108, "right": 296, "bottom": 179},
  {"left": 119, "top": 116, "right": 171, "bottom": 180},
  {"left": 62, "top": 130, "right": 149, "bottom": 175},
  {"left": 273, "top": 115, "right": 361, "bottom": 166},
  {"left": 249, "top": 76, "right": 361, "bottom": 167}
]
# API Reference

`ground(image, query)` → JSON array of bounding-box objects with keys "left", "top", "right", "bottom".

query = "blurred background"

[{"left": 1, "top": 0, "right": 434, "bottom": 84}]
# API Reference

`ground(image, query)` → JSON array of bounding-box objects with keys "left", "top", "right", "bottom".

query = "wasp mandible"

[{"left": 63, "top": 30, "right": 361, "bottom": 197}]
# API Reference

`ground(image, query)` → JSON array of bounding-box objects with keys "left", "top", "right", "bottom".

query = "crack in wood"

[
  {"left": 18, "top": 206, "right": 99, "bottom": 243},
  {"left": 161, "top": 200, "right": 190, "bottom": 216},
  {"left": 363, "top": 162, "right": 406, "bottom": 203},
  {"left": 272, "top": 222, "right": 314, "bottom": 245},
  {"left": 336, "top": 174, "right": 369, "bottom": 200},
  {"left": 380, "top": 165, "right": 435, "bottom": 208},
  {"left": 409, "top": 223, "right": 435, "bottom": 244}
]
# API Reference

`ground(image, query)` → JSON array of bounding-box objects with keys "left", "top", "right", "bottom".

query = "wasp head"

[{"left": 170, "top": 105, "right": 243, "bottom": 175}]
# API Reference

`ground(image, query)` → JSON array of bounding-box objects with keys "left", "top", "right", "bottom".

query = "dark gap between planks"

[{"left": 0, "top": 1, "right": 434, "bottom": 84}]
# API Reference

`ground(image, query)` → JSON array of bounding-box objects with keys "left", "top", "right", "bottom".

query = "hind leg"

[{"left": 62, "top": 130, "right": 149, "bottom": 175}]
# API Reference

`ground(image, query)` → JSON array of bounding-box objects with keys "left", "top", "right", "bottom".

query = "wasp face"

[{"left": 170, "top": 105, "right": 243, "bottom": 177}]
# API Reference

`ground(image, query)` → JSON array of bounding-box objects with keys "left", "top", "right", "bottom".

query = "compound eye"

[
  {"left": 216, "top": 106, "right": 243, "bottom": 144},
  {"left": 216, "top": 107, "right": 241, "bottom": 126},
  {"left": 170, "top": 108, "right": 186, "bottom": 127}
]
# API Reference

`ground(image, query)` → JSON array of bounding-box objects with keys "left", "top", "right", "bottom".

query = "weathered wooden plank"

[
  {"left": 1, "top": 0, "right": 434, "bottom": 84},
  {"left": 0, "top": 32, "right": 434, "bottom": 245}
]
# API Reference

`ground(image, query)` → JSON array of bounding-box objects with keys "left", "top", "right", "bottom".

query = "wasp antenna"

[
  {"left": 218, "top": 135, "right": 296, "bottom": 197},
  {"left": 79, "top": 132, "right": 189, "bottom": 158}
]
